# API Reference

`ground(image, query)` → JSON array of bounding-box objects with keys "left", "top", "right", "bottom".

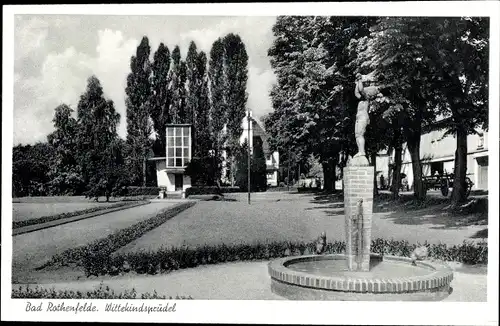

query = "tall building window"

[
  {"left": 166, "top": 125, "right": 191, "bottom": 168},
  {"left": 477, "top": 132, "right": 484, "bottom": 149}
]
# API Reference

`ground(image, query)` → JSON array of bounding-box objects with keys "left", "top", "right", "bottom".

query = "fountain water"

[{"left": 267, "top": 75, "right": 453, "bottom": 301}]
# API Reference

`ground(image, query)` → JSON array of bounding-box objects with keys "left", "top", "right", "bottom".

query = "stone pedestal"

[{"left": 343, "top": 165, "right": 374, "bottom": 271}]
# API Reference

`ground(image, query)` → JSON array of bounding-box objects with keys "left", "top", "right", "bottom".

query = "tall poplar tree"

[
  {"left": 222, "top": 33, "right": 249, "bottom": 186},
  {"left": 150, "top": 43, "right": 171, "bottom": 156},
  {"left": 208, "top": 38, "right": 227, "bottom": 185},
  {"left": 169, "top": 46, "right": 183, "bottom": 124},
  {"left": 125, "top": 36, "right": 153, "bottom": 186}
]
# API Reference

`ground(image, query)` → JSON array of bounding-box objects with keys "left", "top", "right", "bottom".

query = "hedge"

[
  {"left": 82, "top": 239, "right": 487, "bottom": 277},
  {"left": 185, "top": 186, "right": 240, "bottom": 197},
  {"left": 13, "top": 201, "right": 131, "bottom": 229},
  {"left": 12, "top": 283, "right": 193, "bottom": 299},
  {"left": 124, "top": 186, "right": 161, "bottom": 196},
  {"left": 297, "top": 187, "right": 321, "bottom": 193},
  {"left": 42, "top": 201, "right": 196, "bottom": 272}
]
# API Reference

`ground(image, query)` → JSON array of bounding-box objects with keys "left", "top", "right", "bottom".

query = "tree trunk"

[
  {"left": 142, "top": 157, "right": 147, "bottom": 187},
  {"left": 391, "top": 145, "right": 403, "bottom": 200},
  {"left": 371, "top": 152, "right": 378, "bottom": 196},
  {"left": 451, "top": 127, "right": 468, "bottom": 206},
  {"left": 322, "top": 159, "right": 336, "bottom": 193},
  {"left": 407, "top": 136, "right": 426, "bottom": 201}
]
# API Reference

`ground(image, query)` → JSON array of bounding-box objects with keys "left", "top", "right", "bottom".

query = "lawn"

[
  {"left": 117, "top": 191, "right": 488, "bottom": 255},
  {"left": 116, "top": 192, "right": 347, "bottom": 254}
]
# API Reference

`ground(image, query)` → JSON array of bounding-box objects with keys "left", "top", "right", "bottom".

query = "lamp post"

[
  {"left": 247, "top": 110, "right": 251, "bottom": 205},
  {"left": 287, "top": 148, "right": 291, "bottom": 191}
]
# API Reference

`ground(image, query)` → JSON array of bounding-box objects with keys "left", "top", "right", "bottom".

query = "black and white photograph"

[{"left": 2, "top": 2, "right": 499, "bottom": 325}]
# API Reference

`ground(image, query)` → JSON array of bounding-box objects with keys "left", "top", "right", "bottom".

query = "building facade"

[
  {"left": 151, "top": 124, "right": 193, "bottom": 195},
  {"left": 378, "top": 128, "right": 489, "bottom": 191}
]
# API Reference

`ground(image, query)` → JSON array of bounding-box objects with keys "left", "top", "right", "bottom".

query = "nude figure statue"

[{"left": 352, "top": 73, "right": 380, "bottom": 165}]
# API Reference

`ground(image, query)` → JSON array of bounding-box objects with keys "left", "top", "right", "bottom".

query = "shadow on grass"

[{"left": 374, "top": 192, "right": 488, "bottom": 235}]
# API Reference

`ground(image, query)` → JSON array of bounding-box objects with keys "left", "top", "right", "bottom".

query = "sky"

[{"left": 13, "top": 15, "right": 278, "bottom": 145}]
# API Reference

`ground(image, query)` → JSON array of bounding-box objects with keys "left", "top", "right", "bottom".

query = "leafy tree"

[
  {"left": 425, "top": 17, "right": 489, "bottom": 205},
  {"left": 125, "top": 36, "right": 153, "bottom": 186},
  {"left": 350, "top": 17, "right": 442, "bottom": 200},
  {"left": 12, "top": 143, "right": 54, "bottom": 197},
  {"left": 47, "top": 104, "right": 84, "bottom": 195},
  {"left": 76, "top": 75, "right": 124, "bottom": 201},
  {"left": 208, "top": 38, "right": 227, "bottom": 186},
  {"left": 150, "top": 43, "right": 171, "bottom": 156},
  {"left": 267, "top": 16, "right": 376, "bottom": 192}
]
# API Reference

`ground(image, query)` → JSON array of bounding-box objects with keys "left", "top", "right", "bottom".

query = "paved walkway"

[{"left": 25, "top": 261, "right": 487, "bottom": 301}]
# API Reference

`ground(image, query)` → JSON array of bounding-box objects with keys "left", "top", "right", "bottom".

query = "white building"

[
  {"left": 377, "top": 128, "right": 489, "bottom": 191},
  {"left": 150, "top": 124, "right": 193, "bottom": 196},
  {"left": 222, "top": 110, "right": 280, "bottom": 187}
]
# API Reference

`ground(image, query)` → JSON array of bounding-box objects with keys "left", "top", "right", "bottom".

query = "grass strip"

[{"left": 13, "top": 201, "right": 133, "bottom": 229}]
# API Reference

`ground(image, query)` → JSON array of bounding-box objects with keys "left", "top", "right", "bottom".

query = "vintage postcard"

[{"left": 2, "top": 2, "right": 499, "bottom": 325}]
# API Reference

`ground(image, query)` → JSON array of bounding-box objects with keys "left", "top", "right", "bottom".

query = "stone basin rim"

[{"left": 268, "top": 254, "right": 454, "bottom": 293}]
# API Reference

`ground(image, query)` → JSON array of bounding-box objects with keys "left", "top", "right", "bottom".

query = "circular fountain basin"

[{"left": 268, "top": 254, "right": 454, "bottom": 301}]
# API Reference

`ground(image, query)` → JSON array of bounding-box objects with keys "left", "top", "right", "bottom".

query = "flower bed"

[
  {"left": 13, "top": 202, "right": 131, "bottom": 229},
  {"left": 12, "top": 283, "right": 193, "bottom": 299},
  {"left": 83, "top": 239, "right": 487, "bottom": 277},
  {"left": 43, "top": 201, "right": 196, "bottom": 272}
]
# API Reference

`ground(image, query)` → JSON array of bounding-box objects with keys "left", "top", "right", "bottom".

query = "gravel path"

[
  {"left": 23, "top": 261, "right": 486, "bottom": 301},
  {"left": 12, "top": 201, "right": 179, "bottom": 276}
]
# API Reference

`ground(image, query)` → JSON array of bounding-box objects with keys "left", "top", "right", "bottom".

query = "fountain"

[{"left": 268, "top": 75, "right": 453, "bottom": 301}]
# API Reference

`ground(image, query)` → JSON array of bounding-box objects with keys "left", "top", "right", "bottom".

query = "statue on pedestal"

[{"left": 350, "top": 73, "right": 381, "bottom": 166}]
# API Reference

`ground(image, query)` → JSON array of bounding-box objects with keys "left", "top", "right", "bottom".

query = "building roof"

[{"left": 252, "top": 118, "right": 272, "bottom": 155}]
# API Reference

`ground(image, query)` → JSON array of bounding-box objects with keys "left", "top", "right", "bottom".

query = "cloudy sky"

[{"left": 13, "top": 15, "right": 277, "bottom": 145}]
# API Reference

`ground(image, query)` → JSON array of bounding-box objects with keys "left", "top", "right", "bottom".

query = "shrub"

[
  {"left": 46, "top": 202, "right": 196, "bottom": 272},
  {"left": 185, "top": 186, "right": 240, "bottom": 197},
  {"left": 12, "top": 283, "right": 193, "bottom": 299},
  {"left": 124, "top": 186, "right": 161, "bottom": 196},
  {"left": 83, "top": 239, "right": 487, "bottom": 277},
  {"left": 12, "top": 201, "right": 132, "bottom": 229}
]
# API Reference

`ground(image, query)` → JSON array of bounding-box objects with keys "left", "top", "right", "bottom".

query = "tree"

[
  {"left": 267, "top": 16, "right": 376, "bottom": 192},
  {"left": 208, "top": 38, "right": 227, "bottom": 186},
  {"left": 76, "top": 75, "right": 123, "bottom": 201},
  {"left": 47, "top": 104, "right": 84, "bottom": 195},
  {"left": 350, "top": 17, "right": 442, "bottom": 200},
  {"left": 222, "top": 33, "right": 249, "bottom": 186},
  {"left": 185, "top": 41, "right": 199, "bottom": 125},
  {"left": 125, "top": 36, "right": 153, "bottom": 186},
  {"left": 12, "top": 142, "right": 54, "bottom": 197},
  {"left": 426, "top": 17, "right": 489, "bottom": 205},
  {"left": 150, "top": 43, "right": 171, "bottom": 156},
  {"left": 252, "top": 136, "right": 268, "bottom": 191},
  {"left": 235, "top": 139, "right": 250, "bottom": 191},
  {"left": 169, "top": 46, "right": 184, "bottom": 124}
]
